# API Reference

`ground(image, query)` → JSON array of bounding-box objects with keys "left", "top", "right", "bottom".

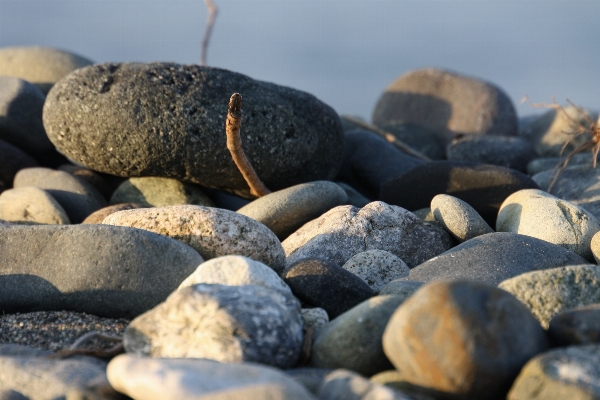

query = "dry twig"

[
  {"left": 48, "top": 331, "right": 124, "bottom": 360},
  {"left": 531, "top": 98, "right": 600, "bottom": 193},
  {"left": 226, "top": 93, "right": 271, "bottom": 197},
  {"left": 341, "top": 115, "right": 431, "bottom": 161},
  {"left": 200, "top": 0, "right": 218, "bottom": 66}
]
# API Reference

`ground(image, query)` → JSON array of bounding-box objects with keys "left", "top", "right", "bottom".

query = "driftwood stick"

[
  {"left": 341, "top": 115, "right": 431, "bottom": 161},
  {"left": 226, "top": 93, "right": 271, "bottom": 197},
  {"left": 200, "top": 0, "right": 218, "bottom": 66}
]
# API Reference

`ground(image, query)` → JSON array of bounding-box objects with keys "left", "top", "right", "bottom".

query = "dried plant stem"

[
  {"left": 226, "top": 93, "right": 271, "bottom": 197},
  {"left": 341, "top": 115, "right": 431, "bottom": 161},
  {"left": 48, "top": 331, "right": 124, "bottom": 360},
  {"left": 200, "top": 0, "right": 218, "bottom": 66}
]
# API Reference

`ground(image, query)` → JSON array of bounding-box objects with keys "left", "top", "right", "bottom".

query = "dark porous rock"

[
  {"left": 405, "top": 232, "right": 588, "bottom": 285},
  {"left": 508, "top": 345, "right": 600, "bottom": 400},
  {"left": 446, "top": 135, "right": 537, "bottom": 172},
  {"left": 336, "top": 130, "right": 423, "bottom": 198},
  {"left": 533, "top": 164, "right": 600, "bottom": 220},
  {"left": 380, "top": 161, "right": 539, "bottom": 225},
  {"left": 0, "top": 139, "right": 37, "bottom": 192},
  {"left": 0, "top": 224, "right": 203, "bottom": 318},
  {"left": 548, "top": 304, "right": 600, "bottom": 346},
  {"left": 81, "top": 203, "right": 146, "bottom": 224},
  {"left": 372, "top": 68, "right": 518, "bottom": 144},
  {"left": 124, "top": 284, "right": 303, "bottom": 369},
  {"left": 13, "top": 167, "right": 107, "bottom": 223},
  {"left": 0, "top": 46, "right": 93, "bottom": 95},
  {"left": 0, "top": 344, "right": 119, "bottom": 400},
  {"left": 310, "top": 295, "right": 404, "bottom": 377},
  {"left": 383, "top": 280, "right": 549, "bottom": 400},
  {"left": 283, "top": 202, "right": 452, "bottom": 270},
  {"left": 0, "top": 77, "right": 53, "bottom": 157},
  {"left": 43, "top": 62, "right": 344, "bottom": 198},
  {"left": 377, "top": 122, "right": 447, "bottom": 160},
  {"left": 283, "top": 259, "right": 374, "bottom": 318},
  {"left": 237, "top": 181, "right": 347, "bottom": 240}
]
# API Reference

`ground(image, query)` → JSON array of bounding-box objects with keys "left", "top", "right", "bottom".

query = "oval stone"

[{"left": 42, "top": 63, "right": 344, "bottom": 198}]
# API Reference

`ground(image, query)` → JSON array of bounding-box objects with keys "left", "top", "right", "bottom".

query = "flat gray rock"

[
  {"left": 283, "top": 201, "right": 452, "bottom": 269},
  {"left": 508, "top": 345, "right": 600, "bottom": 400},
  {"left": 43, "top": 63, "right": 344, "bottom": 198},
  {"left": 13, "top": 167, "right": 107, "bottom": 223},
  {"left": 103, "top": 205, "right": 286, "bottom": 273},
  {"left": 0, "top": 224, "right": 203, "bottom": 318},
  {"left": 383, "top": 280, "right": 549, "bottom": 400},
  {"left": 431, "top": 194, "right": 493, "bottom": 242},
  {"left": 0, "top": 344, "right": 118, "bottom": 400},
  {"left": 405, "top": 232, "right": 588, "bottom": 285},
  {"left": 497, "top": 189, "right": 600, "bottom": 261},
  {"left": 0, "top": 46, "right": 93, "bottom": 94},
  {"left": 110, "top": 176, "right": 214, "bottom": 207},
  {"left": 0, "top": 187, "right": 70, "bottom": 225},
  {"left": 237, "top": 181, "right": 347, "bottom": 240},
  {"left": 107, "top": 355, "right": 316, "bottom": 400},
  {"left": 498, "top": 264, "right": 600, "bottom": 328},
  {"left": 124, "top": 284, "right": 303, "bottom": 369},
  {"left": 0, "top": 77, "right": 53, "bottom": 156},
  {"left": 311, "top": 295, "right": 404, "bottom": 377}
]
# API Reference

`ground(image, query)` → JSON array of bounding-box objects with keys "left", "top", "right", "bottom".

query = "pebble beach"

[{"left": 0, "top": 45, "right": 599, "bottom": 399}]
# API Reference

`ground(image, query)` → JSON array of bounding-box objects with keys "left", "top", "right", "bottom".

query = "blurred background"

[{"left": 1, "top": 0, "right": 598, "bottom": 119}]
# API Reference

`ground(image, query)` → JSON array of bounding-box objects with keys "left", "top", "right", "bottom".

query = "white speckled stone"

[
  {"left": 102, "top": 205, "right": 286, "bottom": 273},
  {"left": 342, "top": 250, "right": 409, "bottom": 293},
  {"left": 178, "top": 255, "right": 292, "bottom": 296},
  {"left": 431, "top": 194, "right": 493, "bottom": 242},
  {"left": 497, "top": 189, "right": 600, "bottom": 261},
  {"left": 301, "top": 308, "right": 329, "bottom": 335}
]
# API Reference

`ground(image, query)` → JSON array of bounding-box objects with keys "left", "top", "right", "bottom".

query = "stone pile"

[{"left": 0, "top": 46, "right": 599, "bottom": 399}]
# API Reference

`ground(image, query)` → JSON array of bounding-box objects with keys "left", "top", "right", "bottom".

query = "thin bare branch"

[
  {"left": 226, "top": 93, "right": 271, "bottom": 198},
  {"left": 201, "top": 0, "right": 218, "bottom": 66},
  {"left": 341, "top": 115, "right": 431, "bottom": 161}
]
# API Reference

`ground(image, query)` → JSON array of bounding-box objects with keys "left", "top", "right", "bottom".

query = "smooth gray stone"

[
  {"left": 508, "top": 345, "right": 600, "bottom": 400},
  {"left": 376, "top": 122, "right": 446, "bottom": 160},
  {"left": 431, "top": 194, "right": 493, "bottom": 242},
  {"left": 0, "top": 139, "right": 37, "bottom": 192},
  {"left": 311, "top": 295, "right": 404, "bottom": 377},
  {"left": 284, "top": 368, "right": 332, "bottom": 396},
  {"left": 341, "top": 250, "right": 409, "bottom": 293},
  {"left": 0, "top": 345, "right": 118, "bottom": 400},
  {"left": 124, "top": 284, "right": 303, "bottom": 369},
  {"left": 0, "top": 187, "right": 70, "bottom": 225},
  {"left": 0, "top": 224, "right": 203, "bottom": 318},
  {"left": 378, "top": 280, "right": 423, "bottom": 299},
  {"left": 335, "top": 182, "right": 371, "bottom": 208},
  {"left": 0, "top": 77, "right": 52, "bottom": 156},
  {"left": 13, "top": 167, "right": 107, "bottom": 223},
  {"left": 0, "top": 46, "right": 93, "bottom": 95},
  {"left": 43, "top": 63, "right": 344, "bottom": 199},
  {"left": 107, "top": 355, "right": 316, "bottom": 400},
  {"left": 336, "top": 130, "right": 423, "bottom": 198},
  {"left": 526, "top": 153, "right": 596, "bottom": 176},
  {"left": 446, "top": 135, "right": 537, "bottom": 172},
  {"left": 405, "top": 232, "right": 588, "bottom": 285},
  {"left": 283, "top": 202, "right": 452, "bottom": 270},
  {"left": 373, "top": 68, "right": 518, "bottom": 141},
  {"left": 237, "top": 181, "right": 347, "bottom": 240}
]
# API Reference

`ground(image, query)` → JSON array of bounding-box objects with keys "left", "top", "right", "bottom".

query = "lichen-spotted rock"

[
  {"left": 102, "top": 205, "right": 286, "bottom": 273},
  {"left": 42, "top": 63, "right": 344, "bottom": 198}
]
